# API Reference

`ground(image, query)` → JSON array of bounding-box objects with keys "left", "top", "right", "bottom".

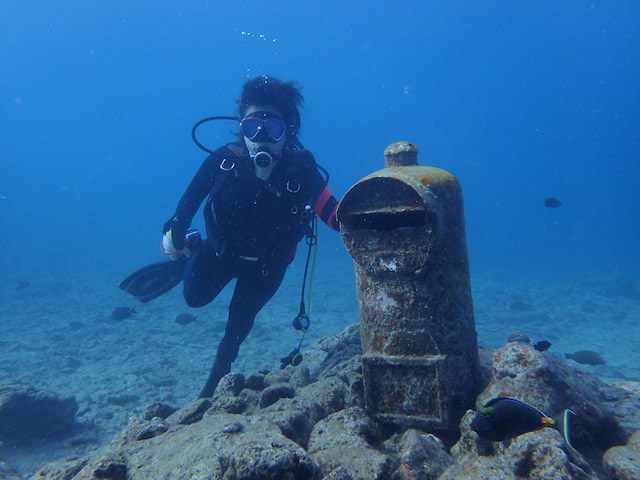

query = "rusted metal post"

[{"left": 337, "top": 142, "right": 480, "bottom": 440}]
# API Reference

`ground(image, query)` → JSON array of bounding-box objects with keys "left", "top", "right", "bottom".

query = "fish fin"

[
  {"left": 479, "top": 397, "right": 506, "bottom": 412},
  {"left": 485, "top": 397, "right": 549, "bottom": 418},
  {"left": 554, "top": 409, "right": 576, "bottom": 447}
]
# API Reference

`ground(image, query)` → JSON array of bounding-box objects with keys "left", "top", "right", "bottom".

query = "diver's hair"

[{"left": 238, "top": 75, "right": 303, "bottom": 136}]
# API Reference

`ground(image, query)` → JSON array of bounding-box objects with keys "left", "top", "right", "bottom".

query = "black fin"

[{"left": 118, "top": 257, "right": 187, "bottom": 303}]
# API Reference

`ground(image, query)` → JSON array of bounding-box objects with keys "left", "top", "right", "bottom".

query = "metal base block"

[{"left": 362, "top": 354, "right": 452, "bottom": 431}]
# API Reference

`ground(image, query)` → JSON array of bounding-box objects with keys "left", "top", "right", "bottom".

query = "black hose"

[
  {"left": 191, "top": 116, "right": 330, "bottom": 186},
  {"left": 191, "top": 116, "right": 239, "bottom": 154}
]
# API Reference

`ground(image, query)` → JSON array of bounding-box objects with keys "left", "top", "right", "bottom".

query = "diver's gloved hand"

[
  {"left": 161, "top": 230, "right": 182, "bottom": 260},
  {"left": 163, "top": 217, "right": 188, "bottom": 250}
]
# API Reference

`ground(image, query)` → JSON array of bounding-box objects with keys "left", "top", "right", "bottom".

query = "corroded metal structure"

[{"left": 338, "top": 142, "right": 480, "bottom": 438}]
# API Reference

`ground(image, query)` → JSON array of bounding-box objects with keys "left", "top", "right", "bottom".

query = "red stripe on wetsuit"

[{"left": 314, "top": 186, "right": 339, "bottom": 230}]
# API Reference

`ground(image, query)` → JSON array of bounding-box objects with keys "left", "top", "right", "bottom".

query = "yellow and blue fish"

[{"left": 471, "top": 397, "right": 575, "bottom": 446}]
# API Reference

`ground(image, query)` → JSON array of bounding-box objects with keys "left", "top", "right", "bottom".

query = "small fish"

[
  {"left": 111, "top": 306, "right": 136, "bottom": 321},
  {"left": 534, "top": 340, "right": 552, "bottom": 352},
  {"left": 564, "top": 350, "right": 605, "bottom": 366},
  {"left": 471, "top": 397, "right": 575, "bottom": 445},
  {"left": 544, "top": 198, "right": 562, "bottom": 208},
  {"left": 175, "top": 313, "right": 197, "bottom": 325}
]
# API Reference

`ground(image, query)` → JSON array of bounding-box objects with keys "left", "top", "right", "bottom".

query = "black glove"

[{"left": 163, "top": 217, "right": 188, "bottom": 250}]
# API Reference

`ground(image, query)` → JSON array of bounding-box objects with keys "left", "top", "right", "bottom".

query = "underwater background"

[{"left": 1, "top": 0, "right": 639, "bottom": 475}]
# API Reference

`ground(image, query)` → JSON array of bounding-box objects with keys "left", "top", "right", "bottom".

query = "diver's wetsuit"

[{"left": 164, "top": 143, "right": 339, "bottom": 398}]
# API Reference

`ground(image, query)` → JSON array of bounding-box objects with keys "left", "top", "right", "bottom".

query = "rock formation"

[{"left": 29, "top": 325, "right": 640, "bottom": 480}]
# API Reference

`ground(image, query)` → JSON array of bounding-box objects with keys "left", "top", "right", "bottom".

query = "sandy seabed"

[{"left": 1, "top": 246, "right": 638, "bottom": 477}]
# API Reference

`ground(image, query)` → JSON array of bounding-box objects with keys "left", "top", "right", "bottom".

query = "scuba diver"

[{"left": 121, "top": 75, "right": 339, "bottom": 398}]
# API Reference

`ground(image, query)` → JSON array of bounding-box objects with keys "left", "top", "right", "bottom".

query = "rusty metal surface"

[
  {"left": 384, "top": 141, "right": 419, "bottom": 167},
  {"left": 338, "top": 149, "right": 480, "bottom": 441}
]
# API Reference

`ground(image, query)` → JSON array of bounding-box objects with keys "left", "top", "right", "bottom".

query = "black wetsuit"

[{"left": 164, "top": 143, "right": 339, "bottom": 397}]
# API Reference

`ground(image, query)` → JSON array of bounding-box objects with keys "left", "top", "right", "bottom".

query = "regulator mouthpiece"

[{"left": 253, "top": 149, "right": 274, "bottom": 168}]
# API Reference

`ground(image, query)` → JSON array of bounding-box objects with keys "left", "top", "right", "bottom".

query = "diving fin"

[{"left": 118, "top": 256, "right": 187, "bottom": 303}]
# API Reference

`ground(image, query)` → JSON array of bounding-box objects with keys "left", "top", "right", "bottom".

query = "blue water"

[
  {"left": 2, "top": 0, "right": 639, "bottom": 277},
  {"left": 1, "top": 0, "right": 639, "bottom": 474}
]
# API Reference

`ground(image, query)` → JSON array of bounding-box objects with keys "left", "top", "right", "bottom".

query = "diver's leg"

[
  {"left": 183, "top": 242, "right": 233, "bottom": 308},
  {"left": 198, "top": 261, "right": 288, "bottom": 398}
]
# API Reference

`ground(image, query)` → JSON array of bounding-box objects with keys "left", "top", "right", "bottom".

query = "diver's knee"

[{"left": 184, "top": 292, "right": 208, "bottom": 308}]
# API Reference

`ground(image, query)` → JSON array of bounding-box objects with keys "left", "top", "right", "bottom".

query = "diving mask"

[{"left": 240, "top": 112, "right": 286, "bottom": 143}]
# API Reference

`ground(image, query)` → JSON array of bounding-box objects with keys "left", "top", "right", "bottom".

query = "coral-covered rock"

[
  {"left": 166, "top": 397, "right": 211, "bottom": 425},
  {"left": 134, "top": 416, "right": 169, "bottom": 440},
  {"left": 34, "top": 414, "right": 319, "bottom": 480},
  {"left": 300, "top": 376, "right": 352, "bottom": 417},
  {"left": 214, "top": 372, "right": 245, "bottom": 397},
  {"left": 0, "top": 461, "right": 22, "bottom": 480},
  {"left": 25, "top": 324, "right": 640, "bottom": 480},
  {"left": 0, "top": 384, "right": 79, "bottom": 446},
  {"left": 608, "top": 380, "right": 640, "bottom": 437},
  {"left": 479, "top": 341, "right": 627, "bottom": 453},
  {"left": 140, "top": 401, "right": 178, "bottom": 421},
  {"left": 321, "top": 466, "right": 355, "bottom": 480},
  {"left": 261, "top": 397, "right": 324, "bottom": 447},
  {"left": 27, "top": 457, "right": 89, "bottom": 480},
  {"left": 259, "top": 381, "right": 296, "bottom": 408},
  {"left": 603, "top": 430, "right": 640, "bottom": 480},
  {"left": 445, "top": 427, "right": 597, "bottom": 480},
  {"left": 391, "top": 429, "right": 453, "bottom": 480},
  {"left": 308, "top": 407, "right": 397, "bottom": 479}
]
